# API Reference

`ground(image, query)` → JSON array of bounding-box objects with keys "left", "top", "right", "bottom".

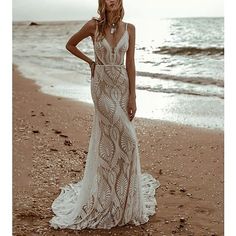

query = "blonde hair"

[{"left": 92, "top": 0, "right": 125, "bottom": 41}]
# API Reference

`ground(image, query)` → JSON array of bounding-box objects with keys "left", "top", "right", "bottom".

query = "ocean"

[{"left": 13, "top": 17, "right": 224, "bottom": 130}]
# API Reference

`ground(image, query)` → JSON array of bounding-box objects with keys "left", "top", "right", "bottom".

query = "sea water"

[{"left": 13, "top": 18, "right": 224, "bottom": 130}]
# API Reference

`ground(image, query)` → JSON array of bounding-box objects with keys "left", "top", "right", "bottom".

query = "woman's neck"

[
  {"left": 106, "top": 11, "right": 118, "bottom": 25},
  {"left": 107, "top": 14, "right": 112, "bottom": 25}
]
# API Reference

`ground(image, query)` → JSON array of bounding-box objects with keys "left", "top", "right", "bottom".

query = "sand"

[{"left": 13, "top": 64, "right": 224, "bottom": 236}]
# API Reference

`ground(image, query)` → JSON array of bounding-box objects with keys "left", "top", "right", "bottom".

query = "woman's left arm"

[{"left": 126, "top": 23, "right": 137, "bottom": 121}]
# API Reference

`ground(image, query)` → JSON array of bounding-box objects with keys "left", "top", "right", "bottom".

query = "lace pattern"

[{"left": 49, "top": 20, "right": 161, "bottom": 230}]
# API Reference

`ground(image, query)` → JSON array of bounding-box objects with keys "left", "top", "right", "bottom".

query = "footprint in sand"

[
  {"left": 194, "top": 205, "right": 215, "bottom": 215},
  {"left": 52, "top": 128, "right": 62, "bottom": 134},
  {"left": 32, "top": 130, "right": 39, "bottom": 133}
]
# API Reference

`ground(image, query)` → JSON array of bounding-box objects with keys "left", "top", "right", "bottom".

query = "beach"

[{"left": 13, "top": 64, "right": 224, "bottom": 235}]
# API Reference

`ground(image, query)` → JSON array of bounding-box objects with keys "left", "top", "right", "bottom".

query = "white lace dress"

[{"left": 49, "top": 21, "right": 161, "bottom": 230}]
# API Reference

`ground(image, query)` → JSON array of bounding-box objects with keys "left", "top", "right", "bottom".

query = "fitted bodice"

[{"left": 93, "top": 22, "right": 129, "bottom": 66}]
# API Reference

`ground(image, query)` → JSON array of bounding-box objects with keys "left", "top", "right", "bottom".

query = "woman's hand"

[
  {"left": 89, "top": 61, "right": 96, "bottom": 78},
  {"left": 127, "top": 95, "right": 137, "bottom": 121}
]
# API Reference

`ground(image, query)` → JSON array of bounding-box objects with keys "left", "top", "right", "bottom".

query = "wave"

[
  {"left": 152, "top": 46, "right": 224, "bottom": 56},
  {"left": 136, "top": 85, "right": 224, "bottom": 99},
  {"left": 136, "top": 71, "right": 224, "bottom": 88}
]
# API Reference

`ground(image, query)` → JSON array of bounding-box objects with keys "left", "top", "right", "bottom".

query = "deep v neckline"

[{"left": 103, "top": 23, "right": 128, "bottom": 53}]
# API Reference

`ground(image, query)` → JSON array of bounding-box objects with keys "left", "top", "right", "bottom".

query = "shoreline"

[
  {"left": 13, "top": 64, "right": 224, "bottom": 235},
  {"left": 14, "top": 62, "right": 223, "bottom": 132}
]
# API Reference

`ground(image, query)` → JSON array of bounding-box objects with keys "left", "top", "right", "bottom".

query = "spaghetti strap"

[{"left": 125, "top": 23, "right": 128, "bottom": 31}]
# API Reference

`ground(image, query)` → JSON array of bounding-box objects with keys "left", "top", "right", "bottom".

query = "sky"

[{"left": 13, "top": 0, "right": 224, "bottom": 22}]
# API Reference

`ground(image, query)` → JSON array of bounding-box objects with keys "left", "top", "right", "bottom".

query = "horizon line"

[{"left": 13, "top": 16, "right": 224, "bottom": 23}]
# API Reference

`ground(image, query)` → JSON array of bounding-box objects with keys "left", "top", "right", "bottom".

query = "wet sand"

[{"left": 13, "top": 64, "right": 224, "bottom": 235}]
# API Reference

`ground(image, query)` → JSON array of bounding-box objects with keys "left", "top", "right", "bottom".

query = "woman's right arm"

[{"left": 66, "top": 19, "right": 95, "bottom": 66}]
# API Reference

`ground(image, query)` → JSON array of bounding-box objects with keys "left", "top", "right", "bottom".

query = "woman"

[{"left": 49, "top": 0, "right": 161, "bottom": 230}]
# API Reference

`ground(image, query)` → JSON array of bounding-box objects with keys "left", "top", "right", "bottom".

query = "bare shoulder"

[
  {"left": 126, "top": 22, "right": 135, "bottom": 32},
  {"left": 83, "top": 18, "right": 97, "bottom": 31},
  {"left": 78, "top": 18, "right": 98, "bottom": 38},
  {"left": 126, "top": 22, "right": 135, "bottom": 41}
]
